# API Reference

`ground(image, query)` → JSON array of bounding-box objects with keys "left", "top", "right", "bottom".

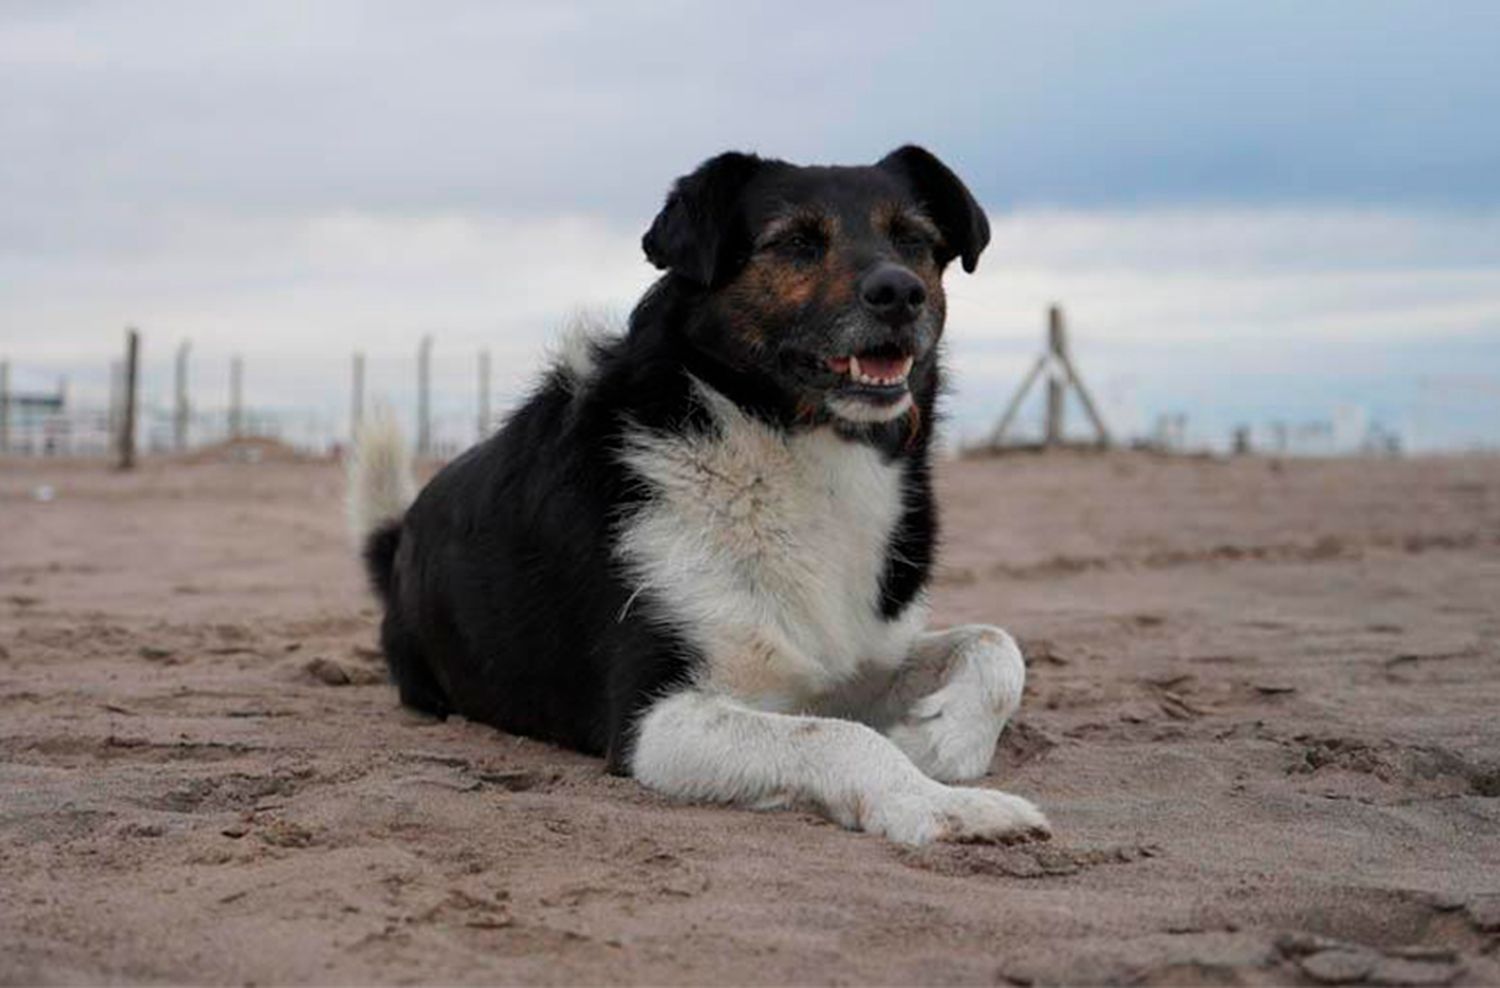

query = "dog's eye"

[
  {"left": 772, "top": 231, "right": 825, "bottom": 263},
  {"left": 891, "top": 228, "right": 932, "bottom": 258}
]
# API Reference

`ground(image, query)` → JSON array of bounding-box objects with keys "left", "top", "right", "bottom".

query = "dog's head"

[{"left": 642, "top": 146, "right": 989, "bottom": 427}]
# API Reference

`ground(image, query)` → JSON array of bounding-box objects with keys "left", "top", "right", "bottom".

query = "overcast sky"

[{"left": 3, "top": 1, "right": 1499, "bottom": 450}]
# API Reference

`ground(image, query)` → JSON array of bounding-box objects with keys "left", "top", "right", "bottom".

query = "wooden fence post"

[
  {"left": 229, "top": 355, "right": 244, "bottom": 439},
  {"left": 107, "top": 359, "right": 121, "bottom": 439},
  {"left": 174, "top": 340, "right": 191, "bottom": 451},
  {"left": 0, "top": 359, "right": 9, "bottom": 455},
  {"left": 350, "top": 351, "right": 365, "bottom": 442},
  {"left": 417, "top": 335, "right": 432, "bottom": 457},
  {"left": 477, "top": 348, "right": 491, "bottom": 441},
  {"left": 118, "top": 328, "right": 140, "bottom": 470},
  {"left": 57, "top": 376, "right": 68, "bottom": 455}
]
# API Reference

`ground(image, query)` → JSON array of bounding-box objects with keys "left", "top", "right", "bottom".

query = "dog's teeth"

[{"left": 842, "top": 354, "right": 914, "bottom": 388}]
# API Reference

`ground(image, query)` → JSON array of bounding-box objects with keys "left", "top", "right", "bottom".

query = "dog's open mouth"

[
  {"left": 824, "top": 346, "right": 914, "bottom": 405},
  {"left": 786, "top": 344, "right": 919, "bottom": 422}
]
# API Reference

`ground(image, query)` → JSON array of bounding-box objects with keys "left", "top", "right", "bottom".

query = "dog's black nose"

[{"left": 859, "top": 264, "right": 927, "bottom": 325}]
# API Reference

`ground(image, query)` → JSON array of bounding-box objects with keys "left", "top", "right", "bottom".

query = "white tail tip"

[{"left": 347, "top": 406, "right": 415, "bottom": 543}]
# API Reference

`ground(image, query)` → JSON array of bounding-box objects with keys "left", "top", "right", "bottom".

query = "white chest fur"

[{"left": 616, "top": 386, "right": 927, "bottom": 708}]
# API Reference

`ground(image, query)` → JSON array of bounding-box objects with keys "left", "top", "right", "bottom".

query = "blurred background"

[{"left": 2, "top": 0, "right": 1498, "bottom": 457}]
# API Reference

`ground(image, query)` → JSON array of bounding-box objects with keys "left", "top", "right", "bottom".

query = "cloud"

[
  {"left": 3, "top": 2, "right": 1499, "bottom": 449},
  {"left": 4, "top": 202, "right": 1495, "bottom": 451},
  {"left": 3, "top": 0, "right": 1499, "bottom": 231},
  {"left": 2, "top": 207, "right": 650, "bottom": 371}
]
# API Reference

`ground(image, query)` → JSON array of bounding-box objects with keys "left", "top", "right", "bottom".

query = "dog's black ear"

[
  {"left": 878, "top": 145, "right": 991, "bottom": 273},
  {"left": 642, "top": 151, "right": 763, "bottom": 286}
]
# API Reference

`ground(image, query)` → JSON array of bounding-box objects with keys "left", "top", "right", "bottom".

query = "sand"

[{"left": 1, "top": 448, "right": 1498, "bottom": 985}]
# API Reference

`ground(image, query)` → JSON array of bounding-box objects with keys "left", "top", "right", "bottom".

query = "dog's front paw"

[
  {"left": 887, "top": 625, "right": 1027, "bottom": 782},
  {"left": 887, "top": 684, "right": 1002, "bottom": 782},
  {"left": 865, "top": 782, "right": 1051, "bottom": 846}
]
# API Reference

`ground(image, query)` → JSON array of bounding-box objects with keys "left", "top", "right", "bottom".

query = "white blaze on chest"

[{"left": 616, "top": 386, "right": 925, "bottom": 705}]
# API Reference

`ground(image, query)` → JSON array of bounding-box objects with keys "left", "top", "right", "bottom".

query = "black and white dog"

[{"left": 349, "top": 146, "right": 1049, "bottom": 845}]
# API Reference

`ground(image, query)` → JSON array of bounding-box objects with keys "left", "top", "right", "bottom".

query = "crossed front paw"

[
  {"left": 886, "top": 682, "right": 1006, "bottom": 782},
  {"left": 886, "top": 624, "right": 1028, "bottom": 782},
  {"left": 865, "top": 782, "right": 1051, "bottom": 846}
]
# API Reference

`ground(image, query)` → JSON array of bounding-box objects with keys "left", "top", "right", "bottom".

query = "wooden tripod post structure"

[
  {"left": 989, "top": 305, "right": 1111, "bottom": 449},
  {"left": 1045, "top": 311, "right": 1067, "bottom": 445}
]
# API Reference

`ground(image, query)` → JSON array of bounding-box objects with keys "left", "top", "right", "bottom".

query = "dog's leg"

[
  {"left": 877, "top": 625, "right": 1028, "bottom": 783},
  {"left": 630, "top": 688, "right": 1048, "bottom": 845}
]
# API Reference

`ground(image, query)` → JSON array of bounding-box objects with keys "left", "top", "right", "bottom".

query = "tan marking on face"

[
  {"left": 757, "top": 257, "right": 820, "bottom": 309},
  {"left": 923, "top": 268, "right": 947, "bottom": 326},
  {"left": 753, "top": 208, "right": 827, "bottom": 250},
  {"left": 715, "top": 208, "right": 844, "bottom": 347},
  {"left": 820, "top": 254, "right": 857, "bottom": 307},
  {"left": 872, "top": 200, "right": 940, "bottom": 241},
  {"left": 716, "top": 258, "right": 817, "bottom": 354},
  {"left": 734, "top": 318, "right": 766, "bottom": 349},
  {"left": 903, "top": 402, "right": 923, "bottom": 450},
  {"left": 871, "top": 200, "right": 948, "bottom": 326}
]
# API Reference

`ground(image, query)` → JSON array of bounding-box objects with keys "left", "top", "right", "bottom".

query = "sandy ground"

[{"left": 2, "top": 447, "right": 1498, "bottom": 986}]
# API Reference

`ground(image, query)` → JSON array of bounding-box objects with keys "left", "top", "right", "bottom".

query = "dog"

[{"left": 349, "top": 146, "right": 1050, "bottom": 845}]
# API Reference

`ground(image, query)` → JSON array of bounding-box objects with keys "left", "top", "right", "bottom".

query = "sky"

[{"left": 3, "top": 1, "right": 1499, "bottom": 452}]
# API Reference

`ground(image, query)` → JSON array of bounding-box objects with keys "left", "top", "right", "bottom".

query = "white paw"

[
  {"left": 887, "top": 627, "right": 1026, "bottom": 782},
  {"left": 886, "top": 689, "right": 1000, "bottom": 782},
  {"left": 865, "top": 782, "right": 1051, "bottom": 846}
]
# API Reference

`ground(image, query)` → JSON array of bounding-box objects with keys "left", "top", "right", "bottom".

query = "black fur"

[
  {"left": 642, "top": 151, "right": 765, "bottom": 287},
  {"left": 362, "top": 520, "right": 402, "bottom": 604},
  {"left": 362, "top": 146, "right": 989, "bottom": 774},
  {"left": 878, "top": 145, "right": 992, "bottom": 274}
]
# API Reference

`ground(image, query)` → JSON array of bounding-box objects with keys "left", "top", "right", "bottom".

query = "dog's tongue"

[{"left": 857, "top": 354, "right": 907, "bottom": 379}]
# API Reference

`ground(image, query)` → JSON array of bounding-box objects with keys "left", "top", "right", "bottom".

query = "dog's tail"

[{"left": 346, "top": 406, "right": 415, "bottom": 603}]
